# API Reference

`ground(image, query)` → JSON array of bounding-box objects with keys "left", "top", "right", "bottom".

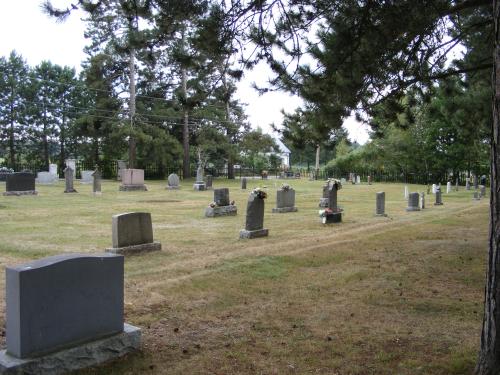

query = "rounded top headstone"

[{"left": 167, "top": 173, "right": 180, "bottom": 187}]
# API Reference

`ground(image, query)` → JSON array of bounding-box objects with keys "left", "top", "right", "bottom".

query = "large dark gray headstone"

[
  {"left": 273, "top": 188, "right": 298, "bottom": 213},
  {"left": 375, "top": 192, "right": 386, "bottom": 216},
  {"left": 206, "top": 175, "right": 213, "bottom": 189},
  {"left": 241, "top": 177, "right": 247, "bottom": 189},
  {"left": 327, "top": 183, "right": 338, "bottom": 211},
  {"left": 214, "top": 188, "right": 230, "bottom": 206},
  {"left": 6, "top": 253, "right": 123, "bottom": 359},
  {"left": 5, "top": 173, "right": 36, "bottom": 194},
  {"left": 406, "top": 192, "right": 420, "bottom": 211},
  {"left": 92, "top": 168, "right": 102, "bottom": 194},
  {"left": 434, "top": 190, "right": 443, "bottom": 205},
  {"left": 64, "top": 167, "right": 77, "bottom": 193},
  {"left": 245, "top": 194, "right": 264, "bottom": 231}
]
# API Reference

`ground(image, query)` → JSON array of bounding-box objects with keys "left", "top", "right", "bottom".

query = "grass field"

[{"left": 0, "top": 178, "right": 489, "bottom": 374}]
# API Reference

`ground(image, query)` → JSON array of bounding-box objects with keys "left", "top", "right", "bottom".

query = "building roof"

[{"left": 274, "top": 138, "right": 291, "bottom": 154}]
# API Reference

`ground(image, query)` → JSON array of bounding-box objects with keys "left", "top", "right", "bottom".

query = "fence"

[{"left": 0, "top": 160, "right": 485, "bottom": 185}]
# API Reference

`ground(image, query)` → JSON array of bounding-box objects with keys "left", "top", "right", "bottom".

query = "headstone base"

[
  {"left": 106, "top": 241, "right": 161, "bottom": 255},
  {"left": 0, "top": 323, "right": 140, "bottom": 375},
  {"left": 239, "top": 228, "right": 269, "bottom": 239},
  {"left": 119, "top": 184, "right": 147, "bottom": 191},
  {"left": 64, "top": 188, "right": 78, "bottom": 193},
  {"left": 272, "top": 206, "right": 298, "bottom": 213},
  {"left": 406, "top": 206, "right": 421, "bottom": 212},
  {"left": 434, "top": 202, "right": 443, "bottom": 206},
  {"left": 318, "top": 198, "right": 328, "bottom": 208},
  {"left": 3, "top": 190, "right": 38, "bottom": 196},
  {"left": 375, "top": 213, "right": 388, "bottom": 217},
  {"left": 321, "top": 212, "right": 342, "bottom": 224},
  {"left": 166, "top": 186, "right": 180, "bottom": 190},
  {"left": 205, "top": 205, "right": 237, "bottom": 217},
  {"left": 193, "top": 183, "right": 206, "bottom": 191}
]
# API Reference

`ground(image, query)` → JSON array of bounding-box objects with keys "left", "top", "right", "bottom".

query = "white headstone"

[
  {"left": 404, "top": 185, "right": 409, "bottom": 199},
  {"left": 49, "top": 164, "right": 58, "bottom": 176},
  {"left": 340, "top": 178, "right": 346, "bottom": 184},
  {"left": 432, "top": 184, "right": 437, "bottom": 194},
  {"left": 36, "top": 171, "right": 57, "bottom": 184},
  {"left": 446, "top": 181, "right": 451, "bottom": 194},
  {"left": 356, "top": 175, "right": 361, "bottom": 184}
]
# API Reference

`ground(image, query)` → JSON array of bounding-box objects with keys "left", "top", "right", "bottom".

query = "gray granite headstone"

[
  {"left": 1, "top": 253, "right": 140, "bottom": 373},
  {"left": 116, "top": 160, "right": 127, "bottom": 181},
  {"left": 206, "top": 175, "right": 213, "bottom": 189},
  {"left": 167, "top": 173, "right": 180, "bottom": 189},
  {"left": 327, "top": 183, "right": 338, "bottom": 211},
  {"left": 92, "top": 168, "right": 102, "bottom": 194},
  {"left": 4, "top": 172, "right": 37, "bottom": 196},
  {"left": 80, "top": 170, "right": 93, "bottom": 184},
  {"left": 319, "top": 182, "right": 329, "bottom": 208},
  {"left": 193, "top": 166, "right": 206, "bottom": 191},
  {"left": 241, "top": 177, "right": 247, "bottom": 190},
  {"left": 214, "top": 188, "right": 230, "bottom": 206},
  {"left": 106, "top": 212, "right": 161, "bottom": 254},
  {"left": 473, "top": 191, "right": 481, "bottom": 200},
  {"left": 205, "top": 188, "right": 237, "bottom": 217},
  {"left": 375, "top": 192, "right": 386, "bottom": 216},
  {"left": 273, "top": 188, "right": 297, "bottom": 213},
  {"left": 466, "top": 178, "right": 471, "bottom": 190},
  {"left": 368, "top": 176, "right": 372, "bottom": 185},
  {"left": 6, "top": 253, "right": 123, "bottom": 358},
  {"left": 64, "top": 167, "right": 77, "bottom": 193},
  {"left": 434, "top": 189, "right": 443, "bottom": 205},
  {"left": 406, "top": 192, "right": 420, "bottom": 211},
  {"left": 37, "top": 171, "right": 57, "bottom": 185},
  {"left": 196, "top": 166, "right": 204, "bottom": 183},
  {"left": 64, "top": 159, "right": 76, "bottom": 179},
  {"left": 480, "top": 185, "right": 486, "bottom": 197},
  {"left": 239, "top": 193, "right": 268, "bottom": 238}
]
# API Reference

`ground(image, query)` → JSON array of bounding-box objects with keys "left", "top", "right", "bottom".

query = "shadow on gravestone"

[
  {"left": 106, "top": 212, "right": 161, "bottom": 255},
  {"left": 0, "top": 253, "right": 140, "bottom": 374}
]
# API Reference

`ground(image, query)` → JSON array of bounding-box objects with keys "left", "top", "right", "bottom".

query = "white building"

[{"left": 274, "top": 138, "right": 291, "bottom": 168}]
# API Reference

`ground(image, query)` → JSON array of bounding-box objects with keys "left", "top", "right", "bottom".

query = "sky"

[{"left": 0, "top": 0, "right": 370, "bottom": 144}]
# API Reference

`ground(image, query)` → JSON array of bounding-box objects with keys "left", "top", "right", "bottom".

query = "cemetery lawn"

[{"left": 0, "top": 178, "right": 487, "bottom": 374}]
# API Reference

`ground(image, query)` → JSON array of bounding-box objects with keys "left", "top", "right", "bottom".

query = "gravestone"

[
  {"left": 116, "top": 160, "right": 127, "bottom": 181},
  {"left": 434, "top": 188, "right": 443, "bottom": 205},
  {"left": 356, "top": 175, "right": 361, "bottom": 184},
  {"left": 193, "top": 166, "right": 206, "bottom": 191},
  {"left": 92, "top": 167, "right": 102, "bottom": 195},
  {"left": 80, "top": 170, "right": 93, "bottom": 184},
  {"left": 427, "top": 185, "right": 431, "bottom": 195},
  {"left": 206, "top": 175, "right": 213, "bottom": 189},
  {"left": 49, "top": 163, "right": 58, "bottom": 177},
  {"left": 205, "top": 188, "right": 237, "bottom": 217},
  {"left": 367, "top": 175, "right": 372, "bottom": 185},
  {"left": 239, "top": 191, "right": 268, "bottom": 238},
  {"left": 321, "top": 180, "right": 342, "bottom": 224},
  {"left": 481, "top": 175, "right": 487, "bottom": 185},
  {"left": 404, "top": 185, "right": 409, "bottom": 199},
  {"left": 4, "top": 172, "right": 37, "bottom": 196},
  {"left": 119, "top": 169, "right": 147, "bottom": 191},
  {"left": 166, "top": 173, "right": 180, "bottom": 190},
  {"left": 474, "top": 175, "right": 479, "bottom": 189},
  {"left": 64, "top": 167, "right": 77, "bottom": 193},
  {"left": 272, "top": 186, "right": 298, "bottom": 213},
  {"left": 340, "top": 177, "right": 346, "bottom": 184},
  {"left": 406, "top": 192, "right": 420, "bottom": 211},
  {"left": 432, "top": 184, "right": 437, "bottom": 194},
  {"left": 375, "top": 192, "right": 386, "bottom": 216},
  {"left": 351, "top": 174, "right": 356, "bottom": 185},
  {"left": 420, "top": 192, "right": 425, "bottom": 209},
  {"left": 480, "top": 185, "right": 486, "bottom": 198},
  {"left": 319, "top": 181, "right": 330, "bottom": 208},
  {"left": 456, "top": 178, "right": 459, "bottom": 191},
  {"left": 466, "top": 177, "right": 471, "bottom": 190},
  {"left": 65, "top": 159, "right": 76, "bottom": 179},
  {"left": 36, "top": 171, "right": 57, "bottom": 185},
  {"left": 446, "top": 181, "right": 451, "bottom": 194},
  {"left": 241, "top": 177, "right": 247, "bottom": 189},
  {"left": 106, "top": 212, "right": 161, "bottom": 254},
  {"left": 473, "top": 191, "right": 481, "bottom": 200},
  {"left": 0, "top": 253, "right": 140, "bottom": 374}
]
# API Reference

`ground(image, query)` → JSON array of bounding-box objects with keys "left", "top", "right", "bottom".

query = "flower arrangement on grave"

[
  {"left": 208, "top": 202, "right": 216, "bottom": 208},
  {"left": 252, "top": 187, "right": 267, "bottom": 199},
  {"left": 230, "top": 200, "right": 235, "bottom": 206},
  {"left": 318, "top": 208, "right": 333, "bottom": 217},
  {"left": 280, "top": 183, "right": 291, "bottom": 192},
  {"left": 327, "top": 178, "right": 342, "bottom": 190}
]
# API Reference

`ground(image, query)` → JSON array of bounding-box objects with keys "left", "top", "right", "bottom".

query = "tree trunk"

[
  {"left": 223, "top": 71, "right": 235, "bottom": 179},
  {"left": 182, "top": 70, "right": 190, "bottom": 179},
  {"left": 59, "top": 102, "right": 66, "bottom": 169},
  {"left": 128, "top": 48, "right": 136, "bottom": 169},
  {"left": 9, "top": 90, "right": 15, "bottom": 167},
  {"left": 315, "top": 144, "right": 320, "bottom": 180},
  {"left": 476, "top": 1, "right": 500, "bottom": 373},
  {"left": 42, "top": 106, "right": 49, "bottom": 170}
]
